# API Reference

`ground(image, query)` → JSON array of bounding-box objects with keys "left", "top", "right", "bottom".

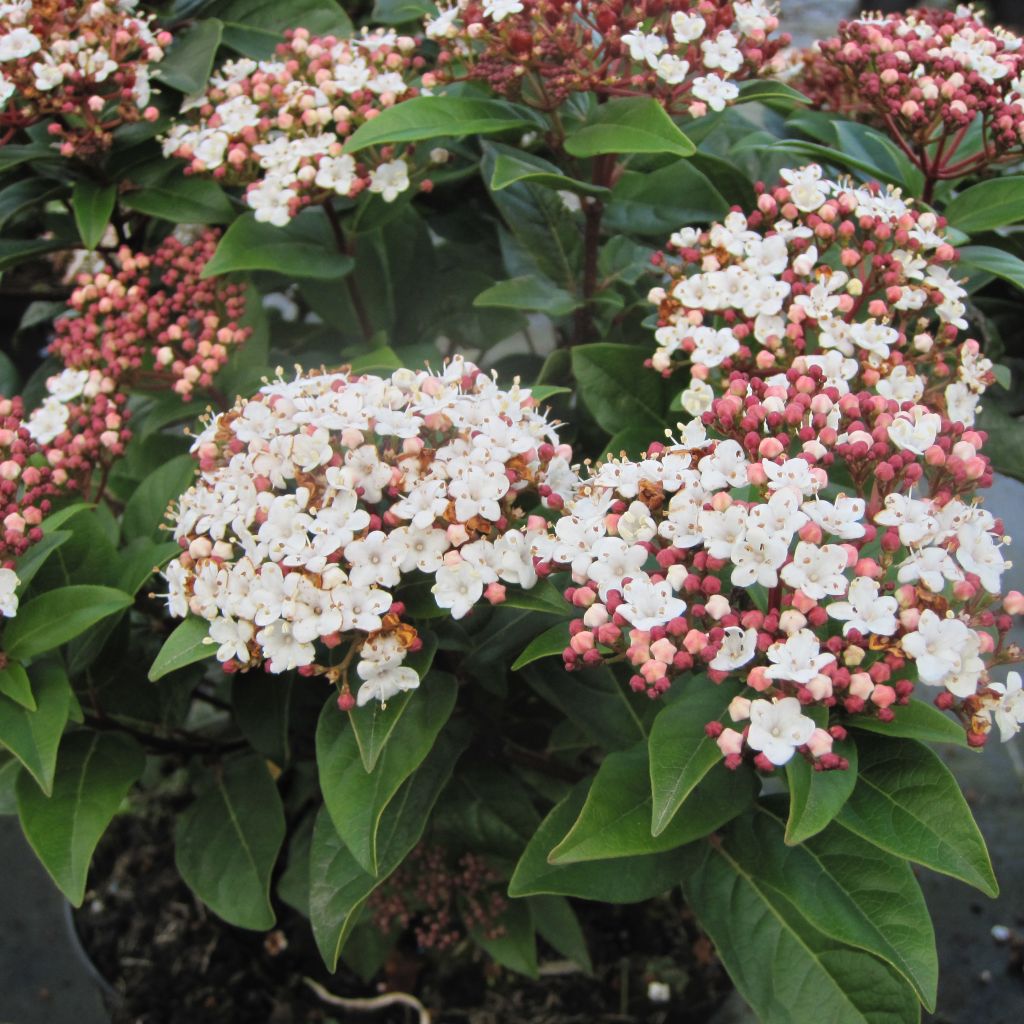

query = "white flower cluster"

[
  {"left": 25, "top": 368, "right": 116, "bottom": 447},
  {"left": 0, "top": 567, "right": 19, "bottom": 618},
  {"left": 542, "top": 413, "right": 1013, "bottom": 762},
  {"left": 650, "top": 165, "right": 992, "bottom": 427},
  {"left": 0, "top": 1, "right": 163, "bottom": 115},
  {"left": 164, "top": 359, "right": 577, "bottom": 706},
  {"left": 163, "top": 28, "right": 421, "bottom": 227}
]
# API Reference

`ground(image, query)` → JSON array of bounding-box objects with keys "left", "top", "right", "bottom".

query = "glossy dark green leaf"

[
  {"left": 475, "top": 276, "right": 582, "bottom": 317},
  {"left": 490, "top": 146, "right": 611, "bottom": 198},
  {"left": 4, "top": 586, "right": 133, "bottom": 661},
  {"left": 16, "top": 730, "right": 146, "bottom": 905},
  {"left": 528, "top": 895, "right": 592, "bottom": 974},
  {"left": 148, "top": 616, "right": 214, "bottom": 682},
  {"left": 648, "top": 675, "right": 736, "bottom": 836},
  {"left": 71, "top": 180, "right": 116, "bottom": 250},
  {"left": 231, "top": 672, "right": 292, "bottom": 766},
  {"left": 511, "top": 622, "right": 570, "bottom": 671},
  {"left": 943, "top": 177, "right": 1024, "bottom": 234},
  {"left": 550, "top": 744, "right": 755, "bottom": 863},
  {"left": 122, "top": 178, "right": 235, "bottom": 225},
  {"left": 310, "top": 723, "right": 468, "bottom": 969},
  {"left": 564, "top": 98, "right": 695, "bottom": 158},
  {"left": 121, "top": 454, "right": 196, "bottom": 543},
  {"left": 508, "top": 780, "right": 692, "bottom": 902},
  {"left": 836, "top": 734, "right": 997, "bottom": 897},
  {"left": 0, "top": 663, "right": 34, "bottom": 711},
  {"left": 0, "top": 663, "right": 71, "bottom": 795},
  {"left": 679, "top": 835, "right": 921, "bottom": 1024},
  {"left": 201, "top": 211, "right": 354, "bottom": 278},
  {"left": 317, "top": 672, "right": 457, "bottom": 874},
  {"left": 785, "top": 716, "right": 858, "bottom": 845},
  {"left": 175, "top": 754, "right": 286, "bottom": 930},
  {"left": 571, "top": 343, "right": 666, "bottom": 436},
  {"left": 156, "top": 19, "right": 224, "bottom": 94},
  {"left": 471, "top": 898, "right": 537, "bottom": 978},
  {"left": 957, "top": 245, "right": 1024, "bottom": 292},
  {"left": 849, "top": 699, "right": 968, "bottom": 748},
  {"left": 345, "top": 97, "right": 533, "bottom": 153}
]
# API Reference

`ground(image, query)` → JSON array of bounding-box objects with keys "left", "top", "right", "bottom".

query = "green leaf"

[
  {"left": 572, "top": 343, "right": 666, "bottom": 436},
  {"left": 175, "top": 754, "right": 286, "bottom": 930},
  {"left": 521, "top": 663, "right": 646, "bottom": 752},
  {"left": 0, "top": 662, "right": 72, "bottom": 796},
  {"left": 603, "top": 158, "right": 729, "bottom": 236},
  {"left": 344, "top": 97, "right": 533, "bottom": 153},
  {"left": 71, "top": 180, "right": 116, "bottom": 250},
  {"left": 0, "top": 238, "right": 69, "bottom": 272},
  {"left": 735, "top": 80, "right": 809, "bottom": 107},
  {"left": 122, "top": 178, "right": 235, "bottom": 225},
  {"left": 944, "top": 176, "right": 1024, "bottom": 234},
  {"left": 549, "top": 743, "right": 755, "bottom": 864},
  {"left": 849, "top": 699, "right": 968, "bottom": 748},
  {"left": 213, "top": 0, "right": 353, "bottom": 59},
  {"left": 317, "top": 672, "right": 457, "bottom": 874},
  {"left": 471, "top": 899, "right": 538, "bottom": 978},
  {"left": 0, "top": 663, "right": 35, "bottom": 711},
  {"left": 679, "top": 833, "right": 922, "bottom": 1024},
  {"left": 564, "top": 98, "right": 695, "bottom": 159},
  {"left": 508, "top": 780, "right": 692, "bottom": 902},
  {"left": 121, "top": 454, "right": 196, "bottom": 543},
  {"left": 502, "top": 579, "right": 570, "bottom": 617},
  {"left": 528, "top": 895, "right": 592, "bottom": 974},
  {"left": 16, "top": 731, "right": 146, "bottom": 906},
  {"left": 836, "top": 734, "right": 998, "bottom": 897},
  {"left": 372, "top": 0, "right": 435, "bottom": 24},
  {"left": 310, "top": 724, "right": 468, "bottom": 969},
  {"left": 0, "top": 754, "right": 20, "bottom": 814},
  {"left": 348, "top": 632, "right": 438, "bottom": 772},
  {"left": 529, "top": 384, "right": 572, "bottom": 403},
  {"left": 12, "top": 531, "right": 71, "bottom": 593},
  {"left": 510, "top": 622, "right": 569, "bottom": 672},
  {"left": 785, "top": 720, "right": 858, "bottom": 845},
  {"left": 155, "top": 19, "right": 224, "bottom": 94},
  {"left": 648, "top": 675, "right": 736, "bottom": 836},
  {"left": 231, "top": 672, "right": 291, "bottom": 766},
  {"left": 957, "top": 245, "right": 1024, "bottom": 292},
  {"left": 41, "top": 502, "right": 94, "bottom": 533},
  {"left": 490, "top": 147, "right": 611, "bottom": 198},
  {"left": 723, "top": 806, "right": 937, "bottom": 1008},
  {"left": 148, "top": 616, "right": 214, "bottom": 682},
  {"left": 475, "top": 276, "right": 582, "bottom": 318},
  {"left": 3, "top": 586, "right": 133, "bottom": 661}
]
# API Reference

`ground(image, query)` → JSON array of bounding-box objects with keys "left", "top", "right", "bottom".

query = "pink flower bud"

[
  {"left": 806, "top": 728, "right": 834, "bottom": 758},
  {"left": 716, "top": 728, "right": 744, "bottom": 757}
]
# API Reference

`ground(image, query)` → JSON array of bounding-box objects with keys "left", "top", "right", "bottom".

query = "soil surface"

[{"left": 70, "top": 805, "right": 729, "bottom": 1024}]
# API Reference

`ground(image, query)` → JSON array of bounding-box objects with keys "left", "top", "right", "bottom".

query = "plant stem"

[
  {"left": 323, "top": 201, "right": 374, "bottom": 344},
  {"left": 570, "top": 154, "right": 613, "bottom": 347}
]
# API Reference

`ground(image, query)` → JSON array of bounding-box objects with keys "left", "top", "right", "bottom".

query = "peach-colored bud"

[
  {"left": 849, "top": 672, "right": 874, "bottom": 700},
  {"left": 683, "top": 628, "right": 708, "bottom": 654},
  {"left": 779, "top": 609, "right": 807, "bottom": 635},
  {"left": 791, "top": 590, "right": 816, "bottom": 614},
  {"left": 870, "top": 684, "right": 897, "bottom": 709},
  {"left": 705, "top": 594, "right": 731, "bottom": 620},
  {"left": 807, "top": 728, "right": 834, "bottom": 757},
  {"left": 340, "top": 427, "right": 364, "bottom": 448},
  {"left": 446, "top": 523, "right": 469, "bottom": 547},
  {"left": 641, "top": 660, "right": 667, "bottom": 684},
  {"left": 728, "top": 696, "right": 752, "bottom": 722},
  {"left": 748, "top": 665, "right": 771, "bottom": 692},
  {"left": 807, "top": 674, "right": 833, "bottom": 700},
  {"left": 1003, "top": 590, "right": 1024, "bottom": 615},
  {"left": 758, "top": 437, "right": 785, "bottom": 458},
  {"left": 717, "top": 728, "right": 744, "bottom": 757},
  {"left": 747, "top": 463, "right": 768, "bottom": 486},
  {"left": 570, "top": 630, "right": 594, "bottom": 655},
  {"left": 855, "top": 557, "right": 882, "bottom": 578},
  {"left": 844, "top": 645, "right": 867, "bottom": 667},
  {"left": 650, "top": 638, "right": 677, "bottom": 663},
  {"left": 899, "top": 607, "right": 920, "bottom": 631},
  {"left": 189, "top": 537, "right": 213, "bottom": 560},
  {"left": 583, "top": 603, "right": 610, "bottom": 629},
  {"left": 484, "top": 582, "right": 507, "bottom": 605}
]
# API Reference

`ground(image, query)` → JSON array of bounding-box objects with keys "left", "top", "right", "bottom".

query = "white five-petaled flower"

[
  {"left": 765, "top": 629, "right": 835, "bottom": 684},
  {"left": 981, "top": 672, "right": 1024, "bottom": 742},
  {"left": 368, "top": 159, "right": 410, "bottom": 202},
  {"left": 0, "top": 567, "right": 19, "bottom": 618},
  {"left": 746, "top": 698, "right": 817, "bottom": 765},
  {"left": 827, "top": 576, "right": 898, "bottom": 636},
  {"left": 709, "top": 626, "right": 758, "bottom": 671},
  {"left": 618, "top": 577, "right": 686, "bottom": 631}
]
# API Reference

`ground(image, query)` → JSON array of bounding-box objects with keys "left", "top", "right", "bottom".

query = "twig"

[{"left": 303, "top": 977, "right": 431, "bottom": 1023}]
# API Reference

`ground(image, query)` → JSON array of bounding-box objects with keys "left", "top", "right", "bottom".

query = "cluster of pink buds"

[
  {"left": 368, "top": 844, "right": 508, "bottom": 950},
  {"left": 162, "top": 28, "right": 432, "bottom": 227},
  {"left": 50, "top": 230, "right": 250, "bottom": 401},
  {"left": 426, "top": 0, "right": 787, "bottom": 115},
  {"left": 163, "top": 358, "right": 577, "bottom": 707},
  {"left": 647, "top": 165, "right": 995, "bottom": 430},
  {"left": 536, "top": 376, "right": 1022, "bottom": 770},
  {"left": 0, "top": 0, "right": 169, "bottom": 154},
  {"left": 794, "top": 7, "right": 1024, "bottom": 199},
  {"left": 0, "top": 368, "right": 130, "bottom": 568}
]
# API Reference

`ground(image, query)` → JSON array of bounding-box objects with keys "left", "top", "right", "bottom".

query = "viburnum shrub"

[
  {"left": 2, "top": 2, "right": 1024, "bottom": 1022},
  {"left": 0, "top": 0, "right": 169, "bottom": 152},
  {"left": 428, "top": 0, "right": 788, "bottom": 114},
  {"left": 795, "top": 6, "right": 1024, "bottom": 200},
  {"left": 163, "top": 27, "right": 431, "bottom": 227},
  {"left": 163, "top": 359, "right": 575, "bottom": 703}
]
